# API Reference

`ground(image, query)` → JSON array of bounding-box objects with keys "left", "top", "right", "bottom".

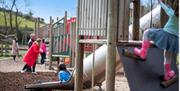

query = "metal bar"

[{"left": 52, "top": 17, "right": 64, "bottom": 26}]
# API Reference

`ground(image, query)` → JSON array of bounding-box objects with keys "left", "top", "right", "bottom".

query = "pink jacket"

[
  {"left": 23, "top": 42, "right": 40, "bottom": 67},
  {"left": 40, "top": 43, "right": 46, "bottom": 53}
]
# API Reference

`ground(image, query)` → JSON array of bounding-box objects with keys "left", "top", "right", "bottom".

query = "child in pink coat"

[
  {"left": 40, "top": 39, "right": 46, "bottom": 64},
  {"left": 21, "top": 38, "right": 42, "bottom": 72}
]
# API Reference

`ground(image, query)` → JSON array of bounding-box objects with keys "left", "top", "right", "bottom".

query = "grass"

[
  {"left": 0, "top": 11, "right": 44, "bottom": 29},
  {"left": 0, "top": 49, "right": 27, "bottom": 60}
]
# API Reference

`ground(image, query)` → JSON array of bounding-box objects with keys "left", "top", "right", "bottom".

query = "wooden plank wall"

[
  {"left": 78, "top": 0, "right": 108, "bottom": 38},
  {"left": 78, "top": 0, "right": 130, "bottom": 40}
]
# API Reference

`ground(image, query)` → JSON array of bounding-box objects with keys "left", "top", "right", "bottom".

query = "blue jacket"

[{"left": 58, "top": 70, "right": 71, "bottom": 82}]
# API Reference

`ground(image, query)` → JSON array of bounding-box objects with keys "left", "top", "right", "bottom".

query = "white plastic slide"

[{"left": 129, "top": 6, "right": 161, "bottom": 39}]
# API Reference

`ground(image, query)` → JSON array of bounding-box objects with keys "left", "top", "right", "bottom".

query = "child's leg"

[
  {"left": 22, "top": 64, "right": 29, "bottom": 71},
  {"left": 41, "top": 53, "right": 45, "bottom": 64},
  {"left": 13, "top": 55, "right": 16, "bottom": 61},
  {"left": 27, "top": 66, "right": 32, "bottom": 72},
  {"left": 42, "top": 53, "right": 46, "bottom": 64},
  {"left": 32, "top": 61, "right": 36, "bottom": 72},
  {"left": 164, "top": 50, "right": 176, "bottom": 80},
  {"left": 134, "top": 29, "right": 151, "bottom": 59}
]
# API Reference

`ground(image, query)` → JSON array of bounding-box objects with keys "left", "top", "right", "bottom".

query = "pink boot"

[
  {"left": 164, "top": 70, "right": 175, "bottom": 81},
  {"left": 134, "top": 40, "right": 151, "bottom": 59},
  {"left": 164, "top": 64, "right": 175, "bottom": 81}
]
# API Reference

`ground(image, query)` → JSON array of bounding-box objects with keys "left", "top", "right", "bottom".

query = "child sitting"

[{"left": 58, "top": 63, "right": 71, "bottom": 82}]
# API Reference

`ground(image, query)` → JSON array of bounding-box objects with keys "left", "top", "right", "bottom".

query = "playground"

[
  {"left": 0, "top": 57, "right": 129, "bottom": 91},
  {"left": 0, "top": 0, "right": 179, "bottom": 91}
]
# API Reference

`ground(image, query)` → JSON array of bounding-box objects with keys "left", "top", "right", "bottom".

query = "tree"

[
  {"left": 15, "top": 4, "right": 19, "bottom": 37},
  {"left": 40, "top": 18, "right": 45, "bottom": 23},
  {"left": 28, "top": 10, "right": 33, "bottom": 17},
  {"left": 0, "top": 0, "right": 8, "bottom": 35},
  {"left": 9, "top": 0, "right": 16, "bottom": 32}
]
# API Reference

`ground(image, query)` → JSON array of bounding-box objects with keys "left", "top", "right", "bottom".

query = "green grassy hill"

[{"left": 0, "top": 11, "right": 44, "bottom": 30}]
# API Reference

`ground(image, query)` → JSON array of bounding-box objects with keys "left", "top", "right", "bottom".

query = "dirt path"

[{"left": 0, "top": 58, "right": 53, "bottom": 72}]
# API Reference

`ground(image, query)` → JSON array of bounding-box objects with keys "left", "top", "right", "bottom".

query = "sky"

[
  {"left": 2, "top": 0, "right": 77, "bottom": 23},
  {"left": 28, "top": 0, "right": 77, "bottom": 23},
  {"left": 4, "top": 0, "right": 152, "bottom": 23},
  {"left": 26, "top": 0, "right": 152, "bottom": 23}
]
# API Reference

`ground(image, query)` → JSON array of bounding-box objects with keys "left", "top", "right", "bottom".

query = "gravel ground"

[{"left": 0, "top": 58, "right": 129, "bottom": 91}]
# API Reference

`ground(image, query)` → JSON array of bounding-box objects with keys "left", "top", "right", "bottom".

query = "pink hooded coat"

[{"left": 23, "top": 42, "right": 40, "bottom": 67}]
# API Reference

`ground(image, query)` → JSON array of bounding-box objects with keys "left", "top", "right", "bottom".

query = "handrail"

[{"left": 52, "top": 17, "right": 65, "bottom": 27}]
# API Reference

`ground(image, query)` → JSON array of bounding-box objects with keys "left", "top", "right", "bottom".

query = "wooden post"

[
  {"left": 118, "top": 0, "right": 130, "bottom": 41},
  {"left": 49, "top": 16, "right": 53, "bottom": 70},
  {"left": 75, "top": 0, "right": 84, "bottom": 91},
  {"left": 132, "top": 0, "right": 140, "bottom": 40},
  {"left": 70, "top": 20, "right": 74, "bottom": 67},
  {"left": 0, "top": 43, "right": 2, "bottom": 56},
  {"left": 37, "top": 17, "right": 40, "bottom": 38},
  {"left": 75, "top": 37, "right": 84, "bottom": 91},
  {"left": 106, "top": 0, "right": 118, "bottom": 91},
  {"left": 35, "top": 18, "right": 37, "bottom": 38},
  {"left": 64, "top": 11, "right": 67, "bottom": 51}
]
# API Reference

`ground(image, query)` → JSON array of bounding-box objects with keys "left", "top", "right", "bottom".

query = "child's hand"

[{"left": 40, "top": 48, "right": 43, "bottom": 53}]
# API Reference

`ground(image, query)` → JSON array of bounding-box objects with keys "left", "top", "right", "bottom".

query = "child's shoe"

[
  {"left": 164, "top": 70, "right": 175, "bottom": 81},
  {"left": 32, "top": 72, "right": 37, "bottom": 74},
  {"left": 134, "top": 40, "right": 151, "bottom": 59},
  {"left": 20, "top": 70, "right": 25, "bottom": 73}
]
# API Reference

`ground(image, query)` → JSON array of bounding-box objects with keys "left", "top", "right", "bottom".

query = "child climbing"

[
  {"left": 133, "top": 0, "right": 178, "bottom": 81},
  {"left": 21, "top": 38, "right": 42, "bottom": 73},
  {"left": 58, "top": 63, "right": 71, "bottom": 82}
]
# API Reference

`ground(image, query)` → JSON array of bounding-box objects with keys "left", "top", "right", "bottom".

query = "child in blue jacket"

[{"left": 58, "top": 63, "right": 71, "bottom": 82}]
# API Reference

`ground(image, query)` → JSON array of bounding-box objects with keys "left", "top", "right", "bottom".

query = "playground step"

[{"left": 118, "top": 46, "right": 178, "bottom": 91}]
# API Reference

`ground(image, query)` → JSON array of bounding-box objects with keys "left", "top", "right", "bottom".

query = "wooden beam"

[
  {"left": 132, "top": 0, "right": 140, "bottom": 40},
  {"left": 75, "top": 0, "right": 84, "bottom": 91},
  {"left": 118, "top": 0, "right": 130, "bottom": 41},
  {"left": 105, "top": 0, "right": 118, "bottom": 91},
  {"left": 79, "top": 39, "right": 107, "bottom": 44},
  {"left": 49, "top": 16, "right": 53, "bottom": 70},
  {"left": 75, "top": 36, "right": 84, "bottom": 91}
]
